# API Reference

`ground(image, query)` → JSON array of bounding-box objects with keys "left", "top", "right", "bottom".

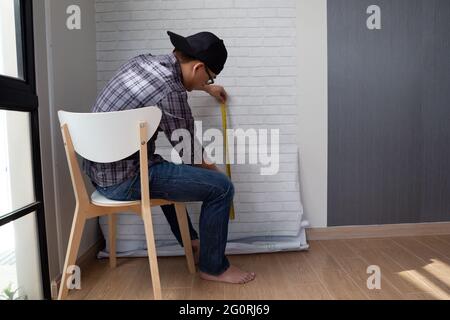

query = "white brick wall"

[{"left": 95, "top": 0, "right": 304, "bottom": 244}]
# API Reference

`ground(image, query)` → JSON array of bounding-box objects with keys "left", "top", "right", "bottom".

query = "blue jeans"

[{"left": 94, "top": 162, "right": 233, "bottom": 275}]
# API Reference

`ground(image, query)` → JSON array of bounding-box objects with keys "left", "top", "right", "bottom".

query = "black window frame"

[{"left": 0, "top": 0, "right": 51, "bottom": 300}]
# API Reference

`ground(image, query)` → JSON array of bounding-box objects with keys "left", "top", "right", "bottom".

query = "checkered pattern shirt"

[{"left": 82, "top": 53, "right": 201, "bottom": 187}]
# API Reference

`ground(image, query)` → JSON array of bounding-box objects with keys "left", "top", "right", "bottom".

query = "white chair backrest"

[{"left": 58, "top": 106, "right": 162, "bottom": 163}]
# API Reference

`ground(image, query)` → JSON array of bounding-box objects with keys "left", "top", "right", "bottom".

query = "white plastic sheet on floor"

[
  {"left": 97, "top": 148, "right": 309, "bottom": 258},
  {"left": 97, "top": 218, "right": 309, "bottom": 258}
]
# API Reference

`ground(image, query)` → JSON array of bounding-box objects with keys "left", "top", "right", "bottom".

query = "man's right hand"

[{"left": 195, "top": 161, "right": 221, "bottom": 172}]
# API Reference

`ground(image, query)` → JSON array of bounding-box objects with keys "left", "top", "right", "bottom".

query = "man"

[{"left": 83, "top": 31, "right": 256, "bottom": 284}]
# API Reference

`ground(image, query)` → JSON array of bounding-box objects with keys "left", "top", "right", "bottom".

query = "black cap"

[{"left": 167, "top": 31, "right": 228, "bottom": 75}]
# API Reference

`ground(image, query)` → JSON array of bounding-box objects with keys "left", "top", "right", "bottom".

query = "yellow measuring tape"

[{"left": 221, "top": 103, "right": 235, "bottom": 220}]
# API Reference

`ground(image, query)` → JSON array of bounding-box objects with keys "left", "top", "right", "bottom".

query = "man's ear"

[{"left": 193, "top": 62, "right": 204, "bottom": 73}]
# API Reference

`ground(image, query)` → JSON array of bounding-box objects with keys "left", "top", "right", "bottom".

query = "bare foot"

[
  {"left": 199, "top": 265, "right": 256, "bottom": 284},
  {"left": 191, "top": 239, "right": 200, "bottom": 265}
]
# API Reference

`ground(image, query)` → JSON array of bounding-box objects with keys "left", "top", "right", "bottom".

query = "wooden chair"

[{"left": 57, "top": 106, "right": 196, "bottom": 300}]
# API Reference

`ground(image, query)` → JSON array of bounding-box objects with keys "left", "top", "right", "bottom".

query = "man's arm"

[
  {"left": 158, "top": 91, "right": 222, "bottom": 173},
  {"left": 195, "top": 84, "right": 228, "bottom": 172}
]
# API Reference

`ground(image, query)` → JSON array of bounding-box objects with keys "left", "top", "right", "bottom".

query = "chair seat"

[
  {"left": 91, "top": 190, "right": 175, "bottom": 207},
  {"left": 91, "top": 190, "right": 140, "bottom": 206}
]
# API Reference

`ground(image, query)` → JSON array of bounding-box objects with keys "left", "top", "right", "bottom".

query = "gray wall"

[
  {"left": 420, "top": 0, "right": 450, "bottom": 222},
  {"left": 328, "top": 0, "right": 450, "bottom": 226},
  {"left": 34, "top": 0, "right": 100, "bottom": 280}
]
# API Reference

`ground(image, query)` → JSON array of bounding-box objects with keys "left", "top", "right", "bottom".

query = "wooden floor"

[{"left": 67, "top": 235, "right": 450, "bottom": 300}]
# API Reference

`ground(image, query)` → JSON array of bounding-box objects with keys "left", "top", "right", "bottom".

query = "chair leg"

[
  {"left": 108, "top": 214, "right": 117, "bottom": 268},
  {"left": 141, "top": 205, "right": 162, "bottom": 300},
  {"left": 58, "top": 207, "right": 86, "bottom": 300},
  {"left": 174, "top": 203, "right": 196, "bottom": 274}
]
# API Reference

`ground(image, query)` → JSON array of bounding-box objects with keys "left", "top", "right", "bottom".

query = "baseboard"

[
  {"left": 306, "top": 221, "right": 450, "bottom": 241},
  {"left": 50, "top": 239, "right": 105, "bottom": 300}
]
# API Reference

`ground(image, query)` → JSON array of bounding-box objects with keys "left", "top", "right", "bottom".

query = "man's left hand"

[{"left": 204, "top": 85, "right": 228, "bottom": 104}]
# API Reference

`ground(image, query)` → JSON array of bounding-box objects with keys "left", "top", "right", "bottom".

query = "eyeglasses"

[{"left": 205, "top": 67, "right": 215, "bottom": 85}]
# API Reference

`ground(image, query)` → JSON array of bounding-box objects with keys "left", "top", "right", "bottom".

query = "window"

[
  {"left": 0, "top": 0, "right": 24, "bottom": 79},
  {"left": 0, "top": 111, "right": 35, "bottom": 219},
  {"left": 0, "top": 0, "right": 50, "bottom": 300},
  {"left": 0, "top": 213, "right": 43, "bottom": 299}
]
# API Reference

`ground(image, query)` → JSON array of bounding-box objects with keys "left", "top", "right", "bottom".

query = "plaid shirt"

[{"left": 83, "top": 53, "right": 201, "bottom": 187}]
